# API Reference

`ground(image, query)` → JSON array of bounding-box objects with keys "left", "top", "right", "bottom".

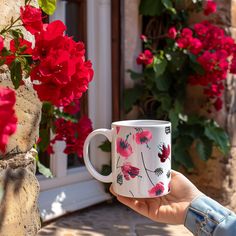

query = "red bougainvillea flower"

[
  {"left": 63, "top": 99, "right": 80, "bottom": 115},
  {"left": 0, "top": 36, "right": 4, "bottom": 52},
  {"left": 4, "top": 38, "right": 33, "bottom": 66},
  {"left": 121, "top": 162, "right": 140, "bottom": 180},
  {"left": 49, "top": 116, "right": 92, "bottom": 158},
  {"left": 135, "top": 130, "right": 152, "bottom": 145},
  {"left": 116, "top": 137, "right": 133, "bottom": 158},
  {"left": 0, "top": 87, "right": 17, "bottom": 153},
  {"left": 158, "top": 144, "right": 170, "bottom": 162},
  {"left": 204, "top": 0, "right": 217, "bottom": 16},
  {"left": 167, "top": 27, "right": 177, "bottom": 39},
  {"left": 136, "top": 50, "right": 154, "bottom": 65},
  {"left": 148, "top": 182, "right": 165, "bottom": 197},
  {"left": 72, "top": 116, "right": 93, "bottom": 158},
  {"left": 20, "top": 5, "right": 43, "bottom": 34},
  {"left": 213, "top": 97, "right": 223, "bottom": 111},
  {"left": 31, "top": 20, "right": 93, "bottom": 107},
  {"left": 177, "top": 28, "right": 203, "bottom": 55}
]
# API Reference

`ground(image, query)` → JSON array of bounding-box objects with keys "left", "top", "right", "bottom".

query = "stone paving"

[{"left": 37, "top": 201, "right": 192, "bottom": 236}]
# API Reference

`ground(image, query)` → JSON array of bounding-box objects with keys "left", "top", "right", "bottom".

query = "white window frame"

[{"left": 38, "top": 0, "right": 112, "bottom": 221}]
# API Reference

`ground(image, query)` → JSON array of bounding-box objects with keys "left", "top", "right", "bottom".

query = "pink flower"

[
  {"left": 116, "top": 137, "right": 133, "bottom": 158},
  {"left": 0, "top": 87, "right": 17, "bottom": 153},
  {"left": 136, "top": 50, "right": 154, "bottom": 65},
  {"left": 158, "top": 144, "right": 170, "bottom": 162},
  {"left": 168, "top": 27, "right": 177, "bottom": 39},
  {"left": 135, "top": 130, "right": 152, "bottom": 144},
  {"left": 121, "top": 162, "right": 140, "bottom": 180},
  {"left": 204, "top": 0, "right": 217, "bottom": 16},
  {"left": 148, "top": 182, "right": 165, "bottom": 197},
  {"left": 140, "top": 34, "right": 148, "bottom": 42}
]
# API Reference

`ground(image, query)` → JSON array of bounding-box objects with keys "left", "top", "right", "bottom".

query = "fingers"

[{"left": 171, "top": 169, "right": 181, "bottom": 177}]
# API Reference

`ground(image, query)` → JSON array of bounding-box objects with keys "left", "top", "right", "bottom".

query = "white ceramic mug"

[{"left": 83, "top": 120, "right": 171, "bottom": 198}]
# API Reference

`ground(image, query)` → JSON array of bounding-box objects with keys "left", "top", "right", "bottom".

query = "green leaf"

[
  {"left": 189, "top": 54, "right": 205, "bottom": 75},
  {"left": 38, "top": 129, "right": 50, "bottom": 152},
  {"left": 169, "top": 109, "right": 179, "bottom": 131},
  {"left": 173, "top": 138, "right": 194, "bottom": 170},
  {"left": 98, "top": 140, "right": 111, "bottom": 152},
  {"left": 124, "top": 85, "right": 143, "bottom": 112},
  {"left": 158, "top": 94, "right": 172, "bottom": 111},
  {"left": 101, "top": 164, "right": 112, "bottom": 176},
  {"left": 37, "top": 160, "right": 53, "bottom": 178},
  {"left": 153, "top": 57, "right": 167, "bottom": 77},
  {"left": 155, "top": 73, "right": 170, "bottom": 91},
  {"left": 127, "top": 69, "right": 144, "bottom": 80},
  {"left": 204, "top": 122, "right": 230, "bottom": 155},
  {"left": 38, "top": 0, "right": 57, "bottom": 15},
  {"left": 161, "top": 0, "right": 176, "bottom": 14},
  {"left": 139, "top": 0, "right": 163, "bottom": 16},
  {"left": 10, "top": 59, "right": 22, "bottom": 89},
  {"left": 195, "top": 138, "right": 213, "bottom": 161}
]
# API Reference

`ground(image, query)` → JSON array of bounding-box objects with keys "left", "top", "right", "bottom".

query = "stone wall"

[
  {"left": 182, "top": 0, "right": 236, "bottom": 211},
  {"left": 0, "top": 0, "right": 42, "bottom": 234}
]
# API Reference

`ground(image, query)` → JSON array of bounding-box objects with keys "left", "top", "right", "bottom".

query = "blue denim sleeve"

[{"left": 184, "top": 195, "right": 236, "bottom": 235}]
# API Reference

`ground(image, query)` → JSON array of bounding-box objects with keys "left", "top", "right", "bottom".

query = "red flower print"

[
  {"left": 121, "top": 162, "right": 140, "bottom": 180},
  {"left": 158, "top": 144, "right": 170, "bottom": 162},
  {"left": 135, "top": 130, "right": 152, "bottom": 145},
  {"left": 0, "top": 87, "right": 17, "bottom": 153},
  {"left": 116, "top": 137, "right": 133, "bottom": 158},
  {"left": 148, "top": 182, "right": 165, "bottom": 197}
]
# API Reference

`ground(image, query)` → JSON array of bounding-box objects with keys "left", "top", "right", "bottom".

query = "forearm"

[{"left": 184, "top": 195, "right": 236, "bottom": 235}]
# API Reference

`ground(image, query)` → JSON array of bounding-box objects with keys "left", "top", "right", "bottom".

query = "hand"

[{"left": 110, "top": 170, "right": 203, "bottom": 225}]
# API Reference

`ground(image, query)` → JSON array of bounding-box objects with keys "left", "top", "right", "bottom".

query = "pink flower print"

[
  {"left": 158, "top": 144, "right": 170, "bottom": 163},
  {"left": 148, "top": 182, "right": 165, "bottom": 197},
  {"left": 121, "top": 162, "right": 140, "bottom": 180},
  {"left": 135, "top": 130, "right": 152, "bottom": 144},
  {"left": 116, "top": 137, "right": 133, "bottom": 158}
]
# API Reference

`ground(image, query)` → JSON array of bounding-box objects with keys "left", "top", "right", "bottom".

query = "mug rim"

[{"left": 112, "top": 119, "right": 171, "bottom": 127}]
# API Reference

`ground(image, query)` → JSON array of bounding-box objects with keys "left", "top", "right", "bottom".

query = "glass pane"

[{"left": 65, "top": 0, "right": 88, "bottom": 169}]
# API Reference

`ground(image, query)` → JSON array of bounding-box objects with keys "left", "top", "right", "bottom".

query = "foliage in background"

[
  {"left": 0, "top": 0, "right": 93, "bottom": 176},
  {"left": 125, "top": 0, "right": 231, "bottom": 170}
]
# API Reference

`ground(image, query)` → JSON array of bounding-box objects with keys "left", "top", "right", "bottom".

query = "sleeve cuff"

[{"left": 184, "top": 195, "right": 233, "bottom": 235}]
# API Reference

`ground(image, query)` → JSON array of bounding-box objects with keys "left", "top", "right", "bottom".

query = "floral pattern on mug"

[
  {"left": 116, "top": 137, "right": 133, "bottom": 158},
  {"left": 135, "top": 129, "right": 152, "bottom": 145},
  {"left": 158, "top": 144, "right": 170, "bottom": 162},
  {"left": 148, "top": 182, "right": 165, "bottom": 197},
  {"left": 121, "top": 162, "right": 140, "bottom": 180},
  {"left": 116, "top": 126, "right": 120, "bottom": 134}
]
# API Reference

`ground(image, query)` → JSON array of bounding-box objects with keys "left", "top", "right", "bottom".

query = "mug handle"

[{"left": 83, "top": 129, "right": 113, "bottom": 183}]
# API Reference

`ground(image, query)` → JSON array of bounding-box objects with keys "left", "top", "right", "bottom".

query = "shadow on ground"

[{"left": 37, "top": 201, "right": 191, "bottom": 236}]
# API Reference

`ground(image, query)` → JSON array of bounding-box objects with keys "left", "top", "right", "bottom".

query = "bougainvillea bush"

[
  {"left": 125, "top": 0, "right": 231, "bottom": 169},
  {"left": 0, "top": 0, "right": 93, "bottom": 175}
]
